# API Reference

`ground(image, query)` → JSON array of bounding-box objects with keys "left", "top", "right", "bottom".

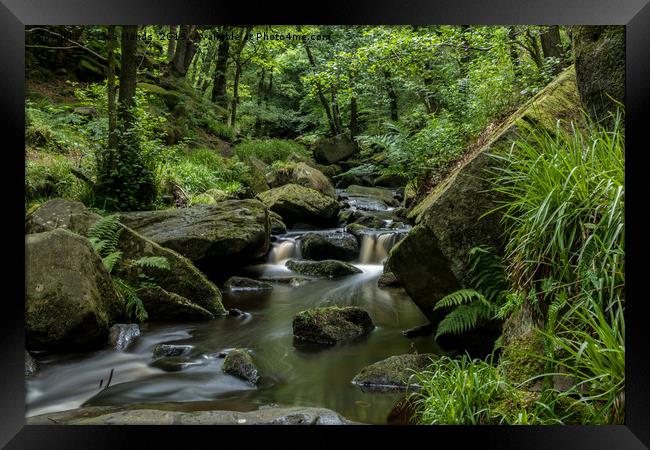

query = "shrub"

[{"left": 233, "top": 139, "right": 310, "bottom": 164}]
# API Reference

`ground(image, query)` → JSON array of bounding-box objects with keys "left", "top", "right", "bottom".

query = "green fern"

[
  {"left": 433, "top": 246, "right": 509, "bottom": 339},
  {"left": 134, "top": 256, "right": 170, "bottom": 271},
  {"left": 88, "top": 214, "right": 123, "bottom": 274},
  {"left": 113, "top": 277, "right": 148, "bottom": 322}
]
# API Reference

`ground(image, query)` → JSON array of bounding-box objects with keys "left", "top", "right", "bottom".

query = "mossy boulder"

[
  {"left": 137, "top": 286, "right": 215, "bottom": 321},
  {"left": 242, "top": 156, "right": 270, "bottom": 195},
  {"left": 286, "top": 259, "right": 361, "bottom": 278},
  {"left": 120, "top": 199, "right": 271, "bottom": 266},
  {"left": 257, "top": 184, "right": 341, "bottom": 227},
  {"left": 224, "top": 276, "right": 273, "bottom": 291},
  {"left": 293, "top": 306, "right": 375, "bottom": 345},
  {"left": 26, "top": 199, "right": 226, "bottom": 316},
  {"left": 387, "top": 67, "right": 583, "bottom": 326},
  {"left": 377, "top": 271, "right": 401, "bottom": 288},
  {"left": 313, "top": 134, "right": 358, "bottom": 164},
  {"left": 300, "top": 232, "right": 359, "bottom": 261},
  {"left": 352, "top": 354, "right": 436, "bottom": 391},
  {"left": 346, "top": 185, "right": 399, "bottom": 207},
  {"left": 25, "top": 229, "right": 121, "bottom": 351},
  {"left": 266, "top": 162, "right": 335, "bottom": 198},
  {"left": 222, "top": 349, "right": 260, "bottom": 385},
  {"left": 152, "top": 344, "right": 193, "bottom": 358},
  {"left": 269, "top": 211, "right": 287, "bottom": 234},
  {"left": 572, "top": 26, "right": 625, "bottom": 124}
]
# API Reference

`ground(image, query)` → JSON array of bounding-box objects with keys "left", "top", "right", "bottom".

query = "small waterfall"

[
  {"left": 358, "top": 232, "right": 401, "bottom": 264},
  {"left": 268, "top": 239, "right": 300, "bottom": 264}
]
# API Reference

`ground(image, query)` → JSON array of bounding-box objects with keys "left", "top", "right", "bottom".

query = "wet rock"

[
  {"left": 150, "top": 356, "right": 197, "bottom": 372},
  {"left": 137, "top": 286, "right": 215, "bottom": 321},
  {"left": 26, "top": 199, "right": 226, "bottom": 316},
  {"left": 313, "top": 134, "right": 358, "bottom": 164},
  {"left": 119, "top": 199, "right": 271, "bottom": 266},
  {"left": 224, "top": 276, "right": 273, "bottom": 291},
  {"left": 25, "top": 351, "right": 38, "bottom": 378},
  {"left": 26, "top": 229, "right": 120, "bottom": 351},
  {"left": 269, "top": 211, "right": 287, "bottom": 234},
  {"left": 257, "top": 184, "right": 341, "bottom": 227},
  {"left": 109, "top": 324, "right": 141, "bottom": 351},
  {"left": 345, "top": 223, "right": 373, "bottom": 240},
  {"left": 300, "top": 232, "right": 359, "bottom": 262},
  {"left": 347, "top": 185, "right": 399, "bottom": 207},
  {"left": 223, "top": 349, "right": 260, "bottom": 385},
  {"left": 352, "top": 214, "right": 388, "bottom": 229},
  {"left": 286, "top": 259, "right": 361, "bottom": 278},
  {"left": 352, "top": 354, "right": 436, "bottom": 391},
  {"left": 27, "top": 405, "right": 356, "bottom": 425},
  {"left": 266, "top": 162, "right": 336, "bottom": 198},
  {"left": 228, "top": 308, "right": 245, "bottom": 317},
  {"left": 378, "top": 271, "right": 401, "bottom": 288},
  {"left": 152, "top": 344, "right": 193, "bottom": 358},
  {"left": 293, "top": 306, "right": 375, "bottom": 345}
]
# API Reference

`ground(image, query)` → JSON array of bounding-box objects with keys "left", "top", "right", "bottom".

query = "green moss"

[{"left": 499, "top": 329, "right": 546, "bottom": 388}]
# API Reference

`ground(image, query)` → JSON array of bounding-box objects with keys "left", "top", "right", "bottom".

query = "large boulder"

[
  {"left": 26, "top": 229, "right": 121, "bottom": 351},
  {"left": 119, "top": 199, "right": 271, "bottom": 266},
  {"left": 286, "top": 259, "right": 361, "bottom": 278},
  {"left": 222, "top": 348, "right": 260, "bottom": 385},
  {"left": 313, "top": 134, "right": 358, "bottom": 164},
  {"left": 257, "top": 184, "right": 341, "bottom": 227},
  {"left": 224, "top": 276, "right": 273, "bottom": 291},
  {"left": 293, "top": 306, "right": 375, "bottom": 345},
  {"left": 25, "top": 199, "right": 226, "bottom": 316},
  {"left": 351, "top": 354, "right": 436, "bottom": 391},
  {"left": 242, "top": 156, "right": 270, "bottom": 195},
  {"left": 266, "top": 162, "right": 335, "bottom": 198},
  {"left": 387, "top": 67, "right": 583, "bottom": 326},
  {"left": 300, "top": 232, "right": 359, "bottom": 261},
  {"left": 346, "top": 185, "right": 399, "bottom": 207},
  {"left": 572, "top": 26, "right": 625, "bottom": 124},
  {"left": 137, "top": 286, "right": 215, "bottom": 321},
  {"left": 27, "top": 405, "right": 355, "bottom": 425}
]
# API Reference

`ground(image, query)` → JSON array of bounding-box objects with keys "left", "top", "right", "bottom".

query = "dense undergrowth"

[{"left": 408, "top": 112, "right": 625, "bottom": 425}]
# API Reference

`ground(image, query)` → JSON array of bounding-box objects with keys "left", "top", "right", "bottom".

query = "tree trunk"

[
  {"left": 524, "top": 28, "right": 544, "bottom": 70},
  {"left": 166, "top": 25, "right": 177, "bottom": 62},
  {"left": 383, "top": 70, "right": 399, "bottom": 121},
  {"left": 507, "top": 26, "right": 521, "bottom": 77},
  {"left": 118, "top": 26, "right": 139, "bottom": 128},
  {"left": 303, "top": 40, "right": 336, "bottom": 135},
  {"left": 182, "top": 26, "right": 199, "bottom": 75},
  {"left": 540, "top": 25, "right": 563, "bottom": 59},
  {"left": 331, "top": 90, "right": 343, "bottom": 134},
  {"left": 229, "top": 26, "right": 253, "bottom": 128},
  {"left": 349, "top": 95, "right": 358, "bottom": 137},
  {"left": 170, "top": 25, "right": 190, "bottom": 76},
  {"left": 212, "top": 27, "right": 230, "bottom": 107},
  {"left": 106, "top": 25, "right": 117, "bottom": 150},
  {"left": 266, "top": 71, "right": 273, "bottom": 103},
  {"left": 257, "top": 68, "right": 265, "bottom": 105}
]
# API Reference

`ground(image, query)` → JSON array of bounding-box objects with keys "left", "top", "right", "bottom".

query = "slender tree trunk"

[
  {"left": 349, "top": 95, "right": 358, "bottom": 137},
  {"left": 383, "top": 70, "right": 399, "bottom": 121},
  {"left": 171, "top": 25, "right": 190, "bottom": 76},
  {"left": 525, "top": 28, "right": 544, "bottom": 69},
  {"left": 106, "top": 25, "right": 118, "bottom": 150},
  {"left": 230, "top": 61, "right": 242, "bottom": 127},
  {"left": 331, "top": 90, "right": 343, "bottom": 134},
  {"left": 303, "top": 40, "right": 336, "bottom": 135},
  {"left": 266, "top": 71, "right": 273, "bottom": 103},
  {"left": 507, "top": 26, "right": 522, "bottom": 77},
  {"left": 212, "top": 27, "right": 230, "bottom": 107},
  {"left": 257, "top": 68, "right": 265, "bottom": 105},
  {"left": 460, "top": 25, "right": 471, "bottom": 78},
  {"left": 118, "top": 26, "right": 139, "bottom": 128},
  {"left": 182, "top": 25, "right": 199, "bottom": 75},
  {"left": 166, "top": 25, "right": 177, "bottom": 62}
]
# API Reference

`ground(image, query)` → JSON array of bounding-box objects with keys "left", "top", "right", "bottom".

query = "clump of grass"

[{"left": 234, "top": 138, "right": 310, "bottom": 164}]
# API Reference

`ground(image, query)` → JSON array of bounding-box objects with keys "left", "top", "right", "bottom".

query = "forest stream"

[{"left": 26, "top": 188, "right": 440, "bottom": 425}]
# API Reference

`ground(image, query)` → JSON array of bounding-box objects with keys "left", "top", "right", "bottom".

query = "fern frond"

[
  {"left": 113, "top": 277, "right": 148, "bottom": 322},
  {"left": 102, "top": 251, "right": 123, "bottom": 273},
  {"left": 134, "top": 256, "right": 170, "bottom": 271},
  {"left": 88, "top": 214, "right": 122, "bottom": 256},
  {"left": 435, "top": 301, "right": 494, "bottom": 338},
  {"left": 434, "top": 289, "right": 485, "bottom": 310}
]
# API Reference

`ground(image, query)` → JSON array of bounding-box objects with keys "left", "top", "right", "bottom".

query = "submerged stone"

[
  {"left": 224, "top": 276, "right": 273, "bottom": 291},
  {"left": 223, "top": 349, "right": 260, "bottom": 385},
  {"left": 351, "top": 353, "right": 436, "bottom": 391},
  {"left": 286, "top": 259, "right": 361, "bottom": 278},
  {"left": 293, "top": 306, "right": 375, "bottom": 345},
  {"left": 300, "top": 232, "right": 359, "bottom": 262},
  {"left": 152, "top": 344, "right": 193, "bottom": 358}
]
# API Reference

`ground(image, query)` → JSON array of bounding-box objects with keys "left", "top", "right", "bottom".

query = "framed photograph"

[{"left": 2, "top": 0, "right": 648, "bottom": 447}]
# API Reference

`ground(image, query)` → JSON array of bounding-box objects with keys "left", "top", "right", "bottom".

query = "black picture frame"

[{"left": 2, "top": 1, "right": 648, "bottom": 447}]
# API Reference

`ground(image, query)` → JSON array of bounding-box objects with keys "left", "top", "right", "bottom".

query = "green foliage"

[
  {"left": 25, "top": 153, "right": 88, "bottom": 208},
  {"left": 113, "top": 277, "right": 148, "bottom": 323},
  {"left": 433, "top": 245, "right": 508, "bottom": 338},
  {"left": 234, "top": 139, "right": 310, "bottom": 165},
  {"left": 133, "top": 256, "right": 170, "bottom": 271}
]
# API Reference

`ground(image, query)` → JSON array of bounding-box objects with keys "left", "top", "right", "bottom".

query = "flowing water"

[{"left": 26, "top": 189, "right": 439, "bottom": 424}]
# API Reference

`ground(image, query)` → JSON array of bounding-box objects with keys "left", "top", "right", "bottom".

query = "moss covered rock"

[
  {"left": 26, "top": 229, "right": 121, "bottom": 351},
  {"left": 300, "top": 232, "right": 359, "bottom": 261},
  {"left": 313, "top": 134, "right": 358, "bottom": 164},
  {"left": 120, "top": 199, "right": 271, "bottom": 266},
  {"left": 137, "top": 286, "right": 215, "bottom": 321},
  {"left": 387, "top": 67, "right": 583, "bottom": 326},
  {"left": 269, "top": 210, "right": 287, "bottom": 234},
  {"left": 286, "top": 259, "right": 361, "bottom": 278},
  {"left": 224, "top": 276, "right": 273, "bottom": 291},
  {"left": 352, "top": 353, "right": 436, "bottom": 391},
  {"left": 572, "top": 26, "right": 625, "bottom": 124},
  {"left": 293, "top": 306, "right": 374, "bottom": 345},
  {"left": 223, "top": 349, "right": 260, "bottom": 384},
  {"left": 257, "top": 184, "right": 341, "bottom": 227},
  {"left": 242, "top": 156, "right": 270, "bottom": 195},
  {"left": 26, "top": 199, "right": 226, "bottom": 316}
]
